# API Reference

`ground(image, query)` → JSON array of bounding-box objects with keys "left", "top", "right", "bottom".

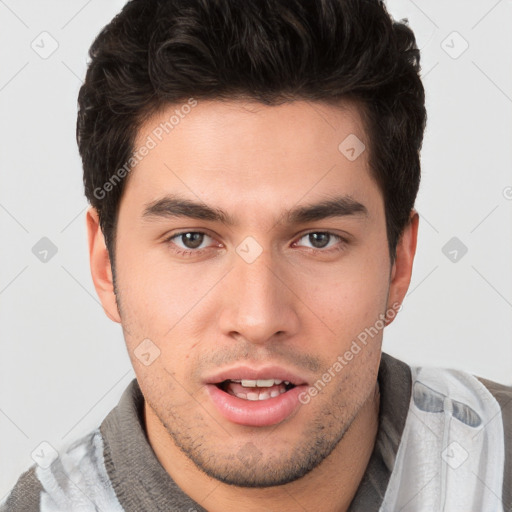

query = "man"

[{"left": 2, "top": 0, "right": 510, "bottom": 510}]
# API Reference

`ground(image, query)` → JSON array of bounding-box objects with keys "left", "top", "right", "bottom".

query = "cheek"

[
  {"left": 115, "top": 236, "right": 210, "bottom": 331},
  {"left": 304, "top": 253, "right": 390, "bottom": 336}
]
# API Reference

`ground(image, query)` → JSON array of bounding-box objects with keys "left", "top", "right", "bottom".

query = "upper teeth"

[{"left": 230, "top": 379, "right": 288, "bottom": 387}]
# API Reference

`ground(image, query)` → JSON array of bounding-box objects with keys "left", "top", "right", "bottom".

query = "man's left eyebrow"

[
  {"left": 141, "top": 194, "right": 369, "bottom": 226},
  {"left": 285, "top": 196, "right": 368, "bottom": 224}
]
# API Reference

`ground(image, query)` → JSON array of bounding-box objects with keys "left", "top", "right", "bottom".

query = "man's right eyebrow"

[{"left": 142, "top": 195, "right": 235, "bottom": 225}]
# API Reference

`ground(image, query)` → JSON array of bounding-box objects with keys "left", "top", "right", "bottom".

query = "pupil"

[
  {"left": 309, "top": 232, "right": 329, "bottom": 249},
  {"left": 182, "top": 232, "right": 203, "bottom": 249}
]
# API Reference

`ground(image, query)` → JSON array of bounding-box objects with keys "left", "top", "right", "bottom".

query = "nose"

[{"left": 218, "top": 247, "right": 300, "bottom": 346}]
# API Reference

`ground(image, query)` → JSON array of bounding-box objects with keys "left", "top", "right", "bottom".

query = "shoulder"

[
  {"left": 476, "top": 374, "right": 512, "bottom": 510},
  {"left": 1, "top": 466, "right": 42, "bottom": 512},
  {"left": 1, "top": 428, "right": 123, "bottom": 512},
  {"left": 477, "top": 374, "right": 512, "bottom": 408},
  {"left": 409, "top": 365, "right": 511, "bottom": 509},
  {"left": 408, "top": 364, "right": 511, "bottom": 442},
  {"left": 379, "top": 360, "right": 512, "bottom": 510},
  {"left": 410, "top": 364, "right": 511, "bottom": 426}
]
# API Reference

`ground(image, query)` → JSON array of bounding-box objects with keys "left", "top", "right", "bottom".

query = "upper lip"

[{"left": 204, "top": 365, "right": 309, "bottom": 386}]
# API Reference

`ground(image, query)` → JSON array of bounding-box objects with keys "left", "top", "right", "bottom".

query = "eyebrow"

[{"left": 142, "top": 193, "right": 368, "bottom": 226}]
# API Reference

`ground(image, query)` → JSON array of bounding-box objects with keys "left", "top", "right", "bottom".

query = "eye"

[
  {"left": 294, "top": 232, "right": 347, "bottom": 253},
  {"left": 165, "top": 231, "right": 217, "bottom": 256}
]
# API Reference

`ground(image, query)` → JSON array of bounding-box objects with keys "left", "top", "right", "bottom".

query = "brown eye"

[
  {"left": 165, "top": 231, "right": 215, "bottom": 255},
  {"left": 295, "top": 232, "right": 344, "bottom": 251},
  {"left": 307, "top": 232, "right": 331, "bottom": 249},
  {"left": 177, "top": 232, "right": 206, "bottom": 249}
]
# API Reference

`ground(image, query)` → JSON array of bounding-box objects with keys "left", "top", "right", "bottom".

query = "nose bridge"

[{"left": 220, "top": 245, "right": 297, "bottom": 344}]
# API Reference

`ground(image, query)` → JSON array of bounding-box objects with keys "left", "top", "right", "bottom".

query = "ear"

[
  {"left": 385, "top": 210, "right": 419, "bottom": 326},
  {"left": 86, "top": 206, "right": 121, "bottom": 323}
]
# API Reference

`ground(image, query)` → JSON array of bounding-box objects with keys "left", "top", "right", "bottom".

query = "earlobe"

[
  {"left": 86, "top": 206, "right": 121, "bottom": 323},
  {"left": 385, "top": 210, "right": 419, "bottom": 326}
]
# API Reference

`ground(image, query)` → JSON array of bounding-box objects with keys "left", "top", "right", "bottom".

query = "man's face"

[{"left": 109, "top": 99, "right": 396, "bottom": 486}]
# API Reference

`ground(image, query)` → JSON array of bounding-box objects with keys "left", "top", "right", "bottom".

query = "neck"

[{"left": 146, "top": 383, "right": 380, "bottom": 512}]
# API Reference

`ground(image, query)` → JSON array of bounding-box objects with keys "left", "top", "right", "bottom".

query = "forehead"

[
  {"left": 134, "top": 98, "right": 367, "bottom": 161},
  {"left": 121, "top": 99, "right": 382, "bottom": 224}
]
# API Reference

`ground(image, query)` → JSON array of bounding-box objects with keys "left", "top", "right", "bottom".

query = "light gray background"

[{"left": 1, "top": 0, "right": 511, "bottom": 500}]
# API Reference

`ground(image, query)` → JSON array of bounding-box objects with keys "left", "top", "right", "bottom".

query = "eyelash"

[{"left": 164, "top": 231, "right": 348, "bottom": 257}]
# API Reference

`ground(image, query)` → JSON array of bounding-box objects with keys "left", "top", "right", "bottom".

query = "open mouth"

[
  {"left": 216, "top": 379, "right": 296, "bottom": 401},
  {"left": 205, "top": 367, "right": 307, "bottom": 426}
]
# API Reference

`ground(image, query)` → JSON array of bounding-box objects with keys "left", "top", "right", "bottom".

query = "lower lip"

[{"left": 206, "top": 384, "right": 306, "bottom": 427}]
